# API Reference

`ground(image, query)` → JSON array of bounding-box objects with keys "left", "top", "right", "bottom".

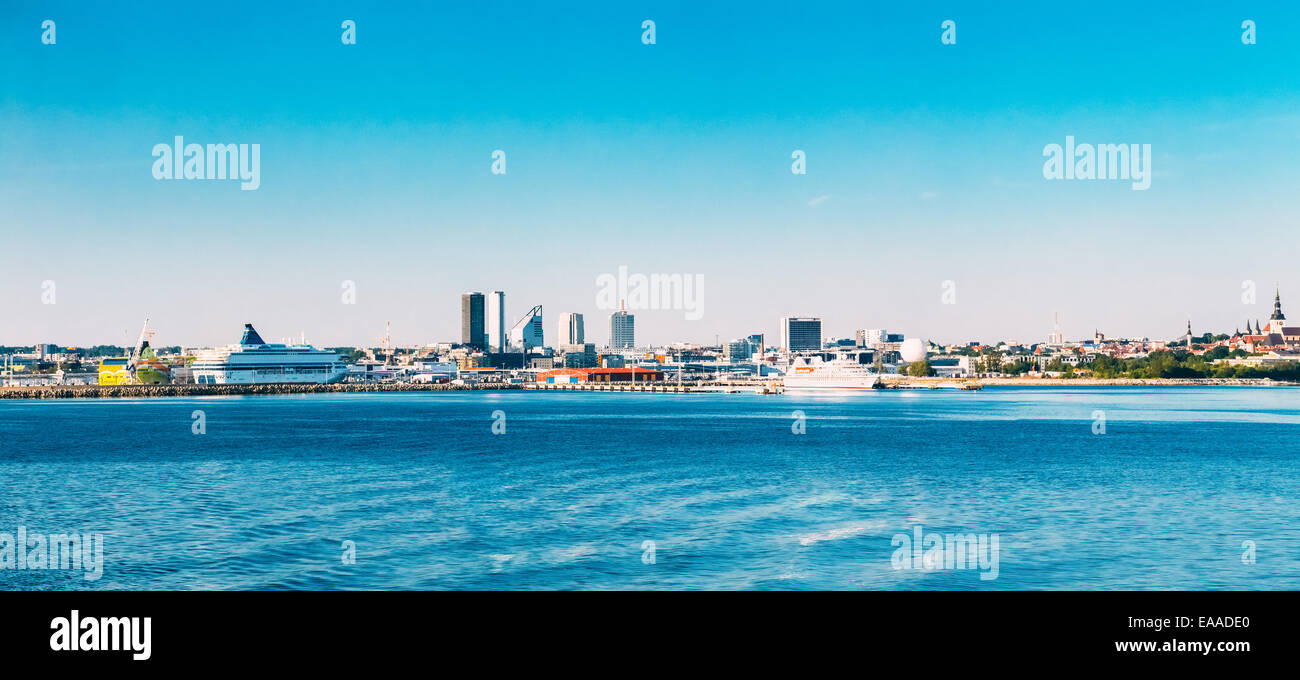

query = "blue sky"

[{"left": 3, "top": 2, "right": 1299, "bottom": 348}]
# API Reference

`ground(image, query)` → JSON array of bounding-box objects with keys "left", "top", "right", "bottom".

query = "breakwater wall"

[
  {"left": 2, "top": 377, "right": 1291, "bottom": 400},
  {"left": 0, "top": 383, "right": 525, "bottom": 400}
]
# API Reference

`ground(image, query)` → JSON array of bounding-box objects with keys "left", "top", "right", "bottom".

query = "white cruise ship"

[
  {"left": 782, "top": 357, "right": 880, "bottom": 391},
  {"left": 191, "top": 324, "right": 347, "bottom": 385}
]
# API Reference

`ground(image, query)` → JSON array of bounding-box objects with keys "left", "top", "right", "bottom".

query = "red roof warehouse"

[{"left": 537, "top": 367, "right": 665, "bottom": 383}]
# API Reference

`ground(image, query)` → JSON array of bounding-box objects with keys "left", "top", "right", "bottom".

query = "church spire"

[{"left": 1269, "top": 287, "right": 1285, "bottom": 322}]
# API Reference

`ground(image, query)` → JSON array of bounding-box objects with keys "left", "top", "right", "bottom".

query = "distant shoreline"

[
  {"left": 0, "top": 377, "right": 1294, "bottom": 400},
  {"left": 927, "top": 377, "right": 1293, "bottom": 387}
]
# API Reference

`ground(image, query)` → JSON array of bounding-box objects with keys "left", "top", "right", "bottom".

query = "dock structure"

[
  {"left": 528, "top": 381, "right": 778, "bottom": 394},
  {"left": 0, "top": 382, "right": 524, "bottom": 399}
]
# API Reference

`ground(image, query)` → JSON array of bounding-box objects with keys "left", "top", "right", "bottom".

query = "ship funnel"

[{"left": 240, "top": 324, "right": 266, "bottom": 346}]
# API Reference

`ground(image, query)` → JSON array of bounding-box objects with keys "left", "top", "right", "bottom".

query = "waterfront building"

[
  {"left": 509, "top": 305, "right": 544, "bottom": 351},
  {"left": 559, "top": 312, "right": 585, "bottom": 345},
  {"left": 1221, "top": 349, "right": 1300, "bottom": 367},
  {"left": 610, "top": 303, "right": 635, "bottom": 349},
  {"left": 561, "top": 343, "right": 598, "bottom": 368},
  {"left": 856, "top": 329, "right": 904, "bottom": 356},
  {"left": 453, "top": 352, "right": 492, "bottom": 369},
  {"left": 97, "top": 345, "right": 171, "bottom": 385},
  {"left": 781, "top": 317, "right": 822, "bottom": 352},
  {"left": 723, "top": 338, "right": 756, "bottom": 362},
  {"left": 927, "top": 356, "right": 974, "bottom": 378},
  {"left": 412, "top": 358, "right": 458, "bottom": 377},
  {"left": 1233, "top": 289, "right": 1300, "bottom": 351},
  {"left": 461, "top": 292, "right": 485, "bottom": 351},
  {"left": 536, "top": 367, "right": 664, "bottom": 384},
  {"left": 487, "top": 352, "right": 526, "bottom": 369},
  {"left": 585, "top": 367, "right": 664, "bottom": 382},
  {"left": 538, "top": 368, "right": 588, "bottom": 384}
]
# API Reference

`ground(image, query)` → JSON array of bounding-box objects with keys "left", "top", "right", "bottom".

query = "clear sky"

[{"left": 3, "top": 2, "right": 1298, "bottom": 348}]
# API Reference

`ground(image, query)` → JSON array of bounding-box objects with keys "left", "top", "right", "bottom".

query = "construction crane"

[
  {"left": 375, "top": 321, "right": 392, "bottom": 365},
  {"left": 122, "top": 318, "right": 155, "bottom": 385}
]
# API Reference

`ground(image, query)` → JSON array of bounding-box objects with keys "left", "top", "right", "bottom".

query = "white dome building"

[{"left": 900, "top": 338, "right": 927, "bottom": 363}]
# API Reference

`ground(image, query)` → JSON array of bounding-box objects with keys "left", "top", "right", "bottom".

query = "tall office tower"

[
  {"left": 487, "top": 290, "right": 507, "bottom": 352},
  {"left": 461, "top": 292, "right": 485, "bottom": 350},
  {"left": 558, "top": 312, "right": 585, "bottom": 345},
  {"left": 609, "top": 302, "right": 635, "bottom": 349},
  {"left": 509, "top": 305, "right": 545, "bottom": 351},
  {"left": 780, "top": 317, "right": 822, "bottom": 352},
  {"left": 1048, "top": 312, "right": 1064, "bottom": 346}
]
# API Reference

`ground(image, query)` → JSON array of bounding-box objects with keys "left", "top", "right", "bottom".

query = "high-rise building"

[
  {"left": 510, "top": 305, "right": 544, "bottom": 351},
  {"left": 780, "top": 317, "right": 822, "bottom": 352},
  {"left": 559, "top": 313, "right": 585, "bottom": 345},
  {"left": 487, "top": 291, "right": 507, "bottom": 352},
  {"left": 461, "top": 292, "right": 485, "bottom": 350},
  {"left": 610, "top": 303, "right": 635, "bottom": 349}
]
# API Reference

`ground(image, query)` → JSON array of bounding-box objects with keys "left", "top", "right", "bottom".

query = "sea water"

[{"left": 1, "top": 388, "right": 1297, "bottom": 590}]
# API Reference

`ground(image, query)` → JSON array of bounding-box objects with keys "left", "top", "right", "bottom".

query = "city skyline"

[
  {"left": 4, "top": 3, "right": 1299, "bottom": 346},
  {"left": 10, "top": 287, "right": 1296, "bottom": 351}
]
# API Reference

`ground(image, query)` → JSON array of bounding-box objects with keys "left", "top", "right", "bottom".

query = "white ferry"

[
  {"left": 191, "top": 324, "right": 347, "bottom": 385},
  {"left": 782, "top": 357, "right": 880, "bottom": 391}
]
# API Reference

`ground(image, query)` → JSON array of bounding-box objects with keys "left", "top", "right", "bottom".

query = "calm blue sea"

[{"left": 1, "top": 387, "right": 1297, "bottom": 590}]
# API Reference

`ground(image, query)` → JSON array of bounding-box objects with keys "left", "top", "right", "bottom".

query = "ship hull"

[
  {"left": 190, "top": 324, "right": 347, "bottom": 385},
  {"left": 191, "top": 369, "right": 347, "bottom": 385},
  {"left": 783, "top": 380, "right": 879, "bottom": 391},
  {"left": 782, "top": 359, "right": 880, "bottom": 392}
]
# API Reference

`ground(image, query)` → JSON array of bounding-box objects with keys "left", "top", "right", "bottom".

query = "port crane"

[
  {"left": 117, "top": 318, "right": 155, "bottom": 385},
  {"left": 375, "top": 321, "right": 392, "bottom": 365}
]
